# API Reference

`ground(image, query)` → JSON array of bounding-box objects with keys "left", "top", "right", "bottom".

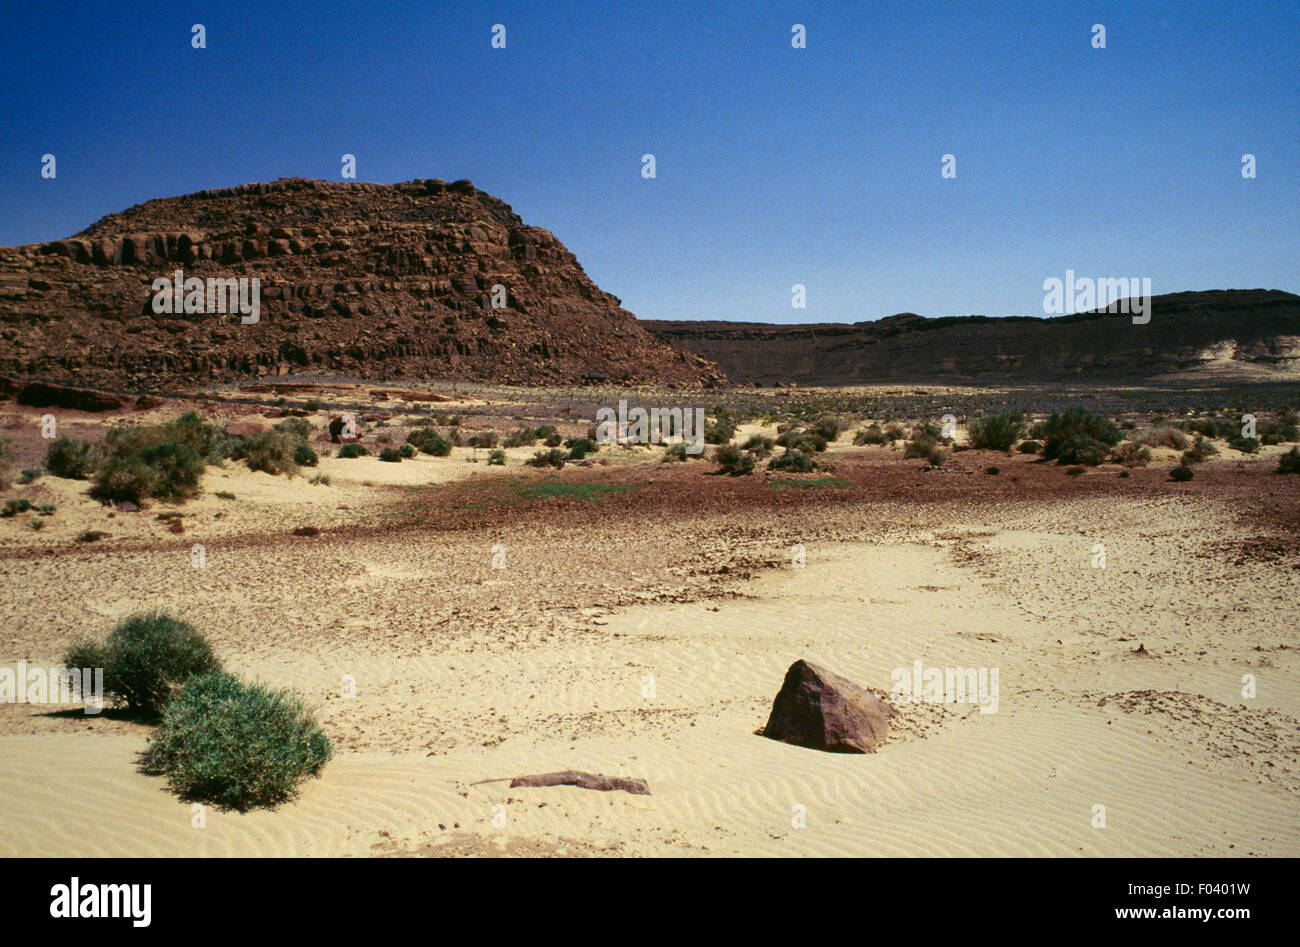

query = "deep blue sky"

[{"left": 1, "top": 0, "right": 1296, "bottom": 323}]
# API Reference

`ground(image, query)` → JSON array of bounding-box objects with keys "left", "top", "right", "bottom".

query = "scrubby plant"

[
  {"left": 142, "top": 671, "right": 332, "bottom": 811},
  {"left": 1169, "top": 465, "right": 1195, "bottom": 482},
  {"left": 926, "top": 446, "right": 947, "bottom": 466},
  {"left": 904, "top": 435, "right": 938, "bottom": 459},
  {"left": 503, "top": 427, "right": 537, "bottom": 448},
  {"left": 883, "top": 423, "right": 906, "bottom": 443},
  {"left": 378, "top": 447, "right": 402, "bottom": 462},
  {"left": 662, "top": 443, "right": 691, "bottom": 462},
  {"left": 967, "top": 412, "right": 1025, "bottom": 451},
  {"left": 1064, "top": 465, "right": 1085, "bottom": 476},
  {"left": 1180, "top": 437, "right": 1218, "bottom": 465},
  {"left": 64, "top": 612, "right": 220, "bottom": 715},
  {"left": 487, "top": 449, "right": 506, "bottom": 466},
  {"left": 527, "top": 449, "right": 567, "bottom": 469},
  {"left": 2, "top": 498, "right": 34, "bottom": 517},
  {"left": 45, "top": 437, "right": 104, "bottom": 479},
  {"left": 1228, "top": 436, "right": 1259, "bottom": 454},
  {"left": 769, "top": 448, "right": 816, "bottom": 472},
  {"left": 336, "top": 443, "right": 369, "bottom": 459},
  {"left": 398, "top": 443, "right": 416, "bottom": 458},
  {"left": 1277, "top": 447, "right": 1300, "bottom": 475},
  {"left": 1111, "top": 442, "right": 1153, "bottom": 467},
  {"left": 542, "top": 431, "right": 563, "bottom": 447},
  {"left": 1017, "top": 440, "right": 1042, "bottom": 454},
  {"left": 233, "top": 430, "right": 302, "bottom": 477},
  {"left": 810, "top": 415, "right": 843, "bottom": 442},
  {"left": 742, "top": 434, "right": 775, "bottom": 457},
  {"left": 273, "top": 418, "right": 313, "bottom": 441},
  {"left": 714, "top": 444, "right": 756, "bottom": 476},
  {"left": 405, "top": 427, "right": 450, "bottom": 456},
  {"left": 1133, "top": 426, "right": 1192, "bottom": 450},
  {"left": 704, "top": 412, "right": 737, "bottom": 445},
  {"left": 308, "top": 473, "right": 330, "bottom": 486},
  {"left": 1038, "top": 409, "right": 1121, "bottom": 466},
  {"left": 566, "top": 438, "right": 597, "bottom": 460},
  {"left": 92, "top": 441, "right": 205, "bottom": 504},
  {"left": 215, "top": 490, "right": 236, "bottom": 499},
  {"left": 0, "top": 439, "right": 11, "bottom": 491},
  {"left": 18, "top": 467, "right": 43, "bottom": 484},
  {"left": 853, "top": 424, "right": 887, "bottom": 446},
  {"left": 466, "top": 430, "right": 498, "bottom": 449}
]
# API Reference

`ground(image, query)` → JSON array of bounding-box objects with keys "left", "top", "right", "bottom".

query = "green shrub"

[
  {"left": 742, "top": 434, "right": 775, "bottom": 457},
  {"left": 527, "top": 449, "right": 567, "bottom": 469},
  {"left": 883, "top": 423, "right": 905, "bottom": 442},
  {"left": 967, "top": 412, "right": 1025, "bottom": 451},
  {"left": 293, "top": 443, "right": 319, "bottom": 467},
  {"left": 487, "top": 449, "right": 506, "bottom": 466},
  {"left": 927, "top": 446, "right": 947, "bottom": 466},
  {"left": 810, "top": 415, "right": 843, "bottom": 442},
  {"left": 1169, "top": 465, "right": 1195, "bottom": 482},
  {"left": 273, "top": 418, "right": 313, "bottom": 441},
  {"left": 1134, "top": 426, "right": 1192, "bottom": 450},
  {"left": 405, "top": 428, "right": 450, "bottom": 456},
  {"left": 19, "top": 467, "right": 43, "bottom": 484},
  {"left": 215, "top": 490, "right": 236, "bottom": 500},
  {"left": 466, "top": 430, "right": 498, "bottom": 449},
  {"left": 661, "top": 443, "right": 691, "bottom": 462},
  {"left": 566, "top": 438, "right": 597, "bottom": 460},
  {"left": 542, "top": 432, "right": 563, "bottom": 447},
  {"left": 1228, "top": 436, "right": 1259, "bottom": 454},
  {"left": 704, "top": 414, "right": 737, "bottom": 445},
  {"left": 769, "top": 448, "right": 816, "bottom": 472},
  {"left": 398, "top": 443, "right": 417, "bottom": 458},
  {"left": 45, "top": 437, "right": 104, "bottom": 479},
  {"left": 1278, "top": 447, "right": 1300, "bottom": 475},
  {"left": 234, "top": 430, "right": 301, "bottom": 477},
  {"left": 336, "top": 443, "right": 369, "bottom": 459},
  {"left": 0, "top": 439, "right": 11, "bottom": 491},
  {"left": 92, "top": 441, "right": 205, "bottom": 504},
  {"left": 378, "top": 447, "right": 402, "bottom": 462},
  {"left": 308, "top": 473, "right": 330, "bottom": 486},
  {"left": 713, "top": 444, "right": 756, "bottom": 476},
  {"left": 65, "top": 612, "right": 220, "bottom": 715},
  {"left": 503, "top": 427, "right": 537, "bottom": 448},
  {"left": 1041, "top": 409, "right": 1122, "bottom": 464},
  {"left": 142, "top": 672, "right": 331, "bottom": 811},
  {"left": 2, "top": 498, "right": 34, "bottom": 517}
]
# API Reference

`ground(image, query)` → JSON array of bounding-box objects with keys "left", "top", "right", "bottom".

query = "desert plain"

[{"left": 1, "top": 380, "right": 1297, "bottom": 857}]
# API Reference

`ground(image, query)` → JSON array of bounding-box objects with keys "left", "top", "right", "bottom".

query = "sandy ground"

[{"left": 1, "top": 399, "right": 1297, "bottom": 857}]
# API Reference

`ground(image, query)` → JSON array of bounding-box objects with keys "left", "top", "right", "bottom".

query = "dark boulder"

[{"left": 762, "top": 659, "right": 894, "bottom": 753}]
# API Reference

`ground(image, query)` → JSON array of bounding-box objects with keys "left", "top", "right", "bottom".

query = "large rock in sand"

[{"left": 763, "top": 660, "right": 894, "bottom": 753}]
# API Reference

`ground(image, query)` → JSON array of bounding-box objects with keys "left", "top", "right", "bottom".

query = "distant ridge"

[
  {"left": 646, "top": 290, "right": 1300, "bottom": 385},
  {"left": 0, "top": 177, "right": 725, "bottom": 390}
]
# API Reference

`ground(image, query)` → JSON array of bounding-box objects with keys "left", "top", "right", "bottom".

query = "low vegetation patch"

[
  {"left": 967, "top": 411, "right": 1025, "bottom": 451},
  {"left": 142, "top": 672, "right": 332, "bottom": 811},
  {"left": 714, "top": 444, "right": 757, "bottom": 476}
]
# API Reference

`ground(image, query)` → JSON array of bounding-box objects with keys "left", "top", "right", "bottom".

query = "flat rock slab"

[
  {"left": 508, "top": 771, "right": 650, "bottom": 796},
  {"left": 763, "top": 659, "right": 895, "bottom": 753}
]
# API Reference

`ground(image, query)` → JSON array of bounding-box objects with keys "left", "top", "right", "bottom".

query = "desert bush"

[
  {"left": 769, "top": 448, "right": 816, "bottom": 472},
  {"left": 661, "top": 443, "right": 693, "bottom": 462},
  {"left": 273, "top": 418, "right": 313, "bottom": 441},
  {"left": 378, "top": 447, "right": 402, "bottom": 462},
  {"left": 1169, "top": 465, "right": 1195, "bottom": 482},
  {"left": 1041, "top": 409, "right": 1121, "bottom": 466},
  {"left": 18, "top": 467, "right": 42, "bottom": 484},
  {"left": 2, "top": 498, "right": 34, "bottom": 517},
  {"left": 142, "top": 672, "right": 331, "bottom": 811},
  {"left": 927, "top": 446, "right": 947, "bottom": 466},
  {"left": 566, "top": 438, "right": 597, "bottom": 460},
  {"left": 45, "top": 437, "right": 104, "bottom": 479},
  {"left": 1259, "top": 418, "right": 1299, "bottom": 445},
  {"left": 308, "top": 473, "right": 330, "bottom": 486},
  {"left": 741, "top": 434, "right": 775, "bottom": 457},
  {"left": 984, "top": 466, "right": 1000, "bottom": 475},
  {"left": 336, "top": 443, "right": 368, "bottom": 458},
  {"left": 234, "top": 430, "right": 301, "bottom": 477},
  {"left": 503, "top": 427, "right": 537, "bottom": 448},
  {"left": 405, "top": 427, "right": 450, "bottom": 456},
  {"left": 1133, "top": 426, "right": 1191, "bottom": 450},
  {"left": 64, "top": 612, "right": 220, "bottom": 715},
  {"left": 1277, "top": 447, "right": 1300, "bottom": 475},
  {"left": 1180, "top": 437, "right": 1218, "bottom": 465},
  {"left": 810, "top": 415, "right": 843, "bottom": 442},
  {"left": 1017, "top": 440, "right": 1042, "bottom": 454},
  {"left": 967, "top": 412, "right": 1025, "bottom": 451},
  {"left": 487, "top": 449, "right": 506, "bottom": 466},
  {"left": 527, "top": 449, "right": 567, "bottom": 469},
  {"left": 0, "top": 439, "right": 11, "bottom": 490},
  {"left": 92, "top": 441, "right": 204, "bottom": 504},
  {"left": 466, "top": 430, "right": 498, "bottom": 449},
  {"left": 398, "top": 443, "right": 416, "bottom": 458},
  {"left": 1228, "top": 436, "right": 1259, "bottom": 454},
  {"left": 704, "top": 416, "right": 736, "bottom": 445},
  {"left": 883, "top": 423, "right": 905, "bottom": 442},
  {"left": 1111, "top": 442, "right": 1152, "bottom": 467},
  {"left": 714, "top": 444, "right": 756, "bottom": 476},
  {"left": 542, "top": 432, "right": 563, "bottom": 447},
  {"left": 904, "top": 435, "right": 938, "bottom": 459},
  {"left": 853, "top": 424, "right": 887, "bottom": 446}
]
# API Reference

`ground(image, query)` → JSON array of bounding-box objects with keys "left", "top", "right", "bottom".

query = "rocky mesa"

[{"left": 0, "top": 177, "right": 725, "bottom": 390}]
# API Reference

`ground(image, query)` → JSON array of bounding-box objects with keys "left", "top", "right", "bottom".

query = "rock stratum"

[
  {"left": 647, "top": 290, "right": 1300, "bottom": 386},
  {"left": 0, "top": 177, "right": 724, "bottom": 390}
]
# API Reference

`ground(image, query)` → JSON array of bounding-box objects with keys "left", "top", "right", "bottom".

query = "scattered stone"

[
  {"left": 508, "top": 771, "right": 650, "bottom": 795},
  {"left": 115, "top": 501, "right": 139, "bottom": 513},
  {"left": 762, "top": 659, "right": 895, "bottom": 753}
]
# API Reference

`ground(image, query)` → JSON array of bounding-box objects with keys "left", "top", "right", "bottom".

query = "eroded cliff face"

[
  {"left": 646, "top": 290, "right": 1300, "bottom": 385},
  {"left": 0, "top": 177, "right": 724, "bottom": 390}
]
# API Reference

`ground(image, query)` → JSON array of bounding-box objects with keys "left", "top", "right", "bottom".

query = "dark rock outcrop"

[
  {"left": 15, "top": 381, "right": 122, "bottom": 412},
  {"left": 0, "top": 177, "right": 724, "bottom": 390},
  {"left": 763, "top": 659, "right": 895, "bottom": 753}
]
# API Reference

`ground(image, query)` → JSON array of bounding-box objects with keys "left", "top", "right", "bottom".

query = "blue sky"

[{"left": 1, "top": 0, "right": 1296, "bottom": 323}]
